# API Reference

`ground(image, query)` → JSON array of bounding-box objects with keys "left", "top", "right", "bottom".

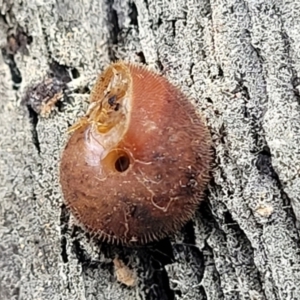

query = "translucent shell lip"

[
  {"left": 67, "top": 62, "right": 133, "bottom": 178},
  {"left": 59, "top": 61, "right": 212, "bottom": 245}
]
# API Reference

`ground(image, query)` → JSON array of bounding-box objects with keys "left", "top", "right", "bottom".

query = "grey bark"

[{"left": 1, "top": 0, "right": 300, "bottom": 299}]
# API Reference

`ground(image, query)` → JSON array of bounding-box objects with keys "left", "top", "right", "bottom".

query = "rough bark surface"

[{"left": 1, "top": 0, "right": 300, "bottom": 299}]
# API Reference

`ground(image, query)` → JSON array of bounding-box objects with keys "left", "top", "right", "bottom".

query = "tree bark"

[{"left": 1, "top": 0, "right": 300, "bottom": 299}]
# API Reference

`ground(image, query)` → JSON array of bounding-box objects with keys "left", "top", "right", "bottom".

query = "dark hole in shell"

[{"left": 115, "top": 155, "right": 130, "bottom": 172}]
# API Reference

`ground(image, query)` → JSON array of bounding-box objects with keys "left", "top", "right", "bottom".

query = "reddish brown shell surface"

[{"left": 59, "top": 61, "right": 212, "bottom": 245}]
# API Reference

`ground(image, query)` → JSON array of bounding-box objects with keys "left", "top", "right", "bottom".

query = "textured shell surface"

[{"left": 59, "top": 61, "right": 212, "bottom": 245}]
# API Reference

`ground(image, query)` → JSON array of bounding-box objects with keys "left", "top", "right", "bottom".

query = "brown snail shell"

[{"left": 59, "top": 61, "right": 212, "bottom": 245}]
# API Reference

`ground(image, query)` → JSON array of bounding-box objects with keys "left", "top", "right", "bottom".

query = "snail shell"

[{"left": 59, "top": 61, "right": 212, "bottom": 245}]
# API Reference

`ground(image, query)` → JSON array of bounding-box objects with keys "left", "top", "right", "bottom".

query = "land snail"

[{"left": 59, "top": 61, "right": 212, "bottom": 245}]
